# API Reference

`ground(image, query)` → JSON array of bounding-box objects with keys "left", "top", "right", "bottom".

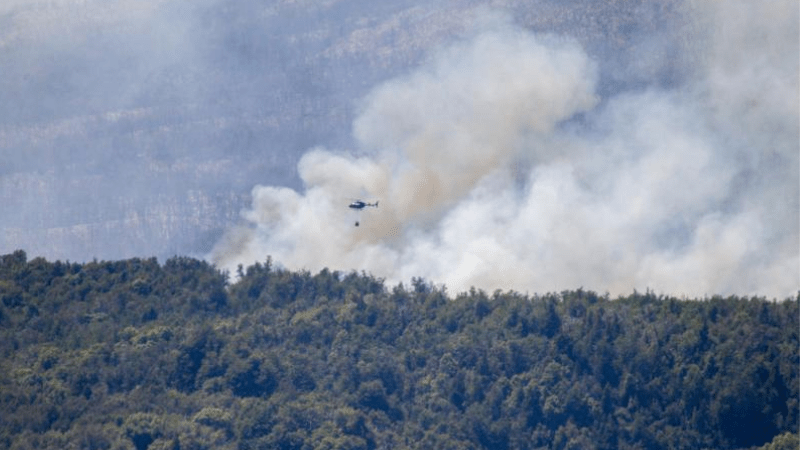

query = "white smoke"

[{"left": 212, "top": 3, "right": 799, "bottom": 298}]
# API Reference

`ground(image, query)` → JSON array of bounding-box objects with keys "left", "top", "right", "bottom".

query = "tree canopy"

[{"left": 0, "top": 250, "right": 797, "bottom": 450}]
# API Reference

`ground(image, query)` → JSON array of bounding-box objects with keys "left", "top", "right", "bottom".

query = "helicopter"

[
  {"left": 348, "top": 200, "right": 378, "bottom": 226},
  {"left": 348, "top": 200, "right": 379, "bottom": 210}
]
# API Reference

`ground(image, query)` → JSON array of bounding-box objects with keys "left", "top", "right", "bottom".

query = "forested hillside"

[{"left": 0, "top": 250, "right": 797, "bottom": 450}]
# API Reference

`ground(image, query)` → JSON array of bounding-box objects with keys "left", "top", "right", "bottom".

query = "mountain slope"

[{"left": 1, "top": 251, "right": 797, "bottom": 449}]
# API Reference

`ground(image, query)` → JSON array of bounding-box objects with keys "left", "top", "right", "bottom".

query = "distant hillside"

[
  {"left": 0, "top": 0, "right": 694, "bottom": 263},
  {"left": 0, "top": 250, "right": 797, "bottom": 450}
]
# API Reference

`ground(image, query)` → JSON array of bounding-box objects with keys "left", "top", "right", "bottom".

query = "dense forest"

[{"left": 0, "top": 250, "right": 797, "bottom": 450}]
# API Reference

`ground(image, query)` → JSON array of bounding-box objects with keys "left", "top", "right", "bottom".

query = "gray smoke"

[{"left": 212, "top": 2, "right": 798, "bottom": 298}]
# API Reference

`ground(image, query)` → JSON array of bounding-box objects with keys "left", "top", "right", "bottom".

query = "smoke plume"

[{"left": 212, "top": 3, "right": 799, "bottom": 298}]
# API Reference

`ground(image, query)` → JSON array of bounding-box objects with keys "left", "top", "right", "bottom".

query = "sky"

[{"left": 1, "top": 0, "right": 798, "bottom": 298}]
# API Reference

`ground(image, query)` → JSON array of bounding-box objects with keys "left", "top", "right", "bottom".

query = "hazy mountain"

[{"left": 1, "top": 0, "right": 691, "bottom": 261}]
